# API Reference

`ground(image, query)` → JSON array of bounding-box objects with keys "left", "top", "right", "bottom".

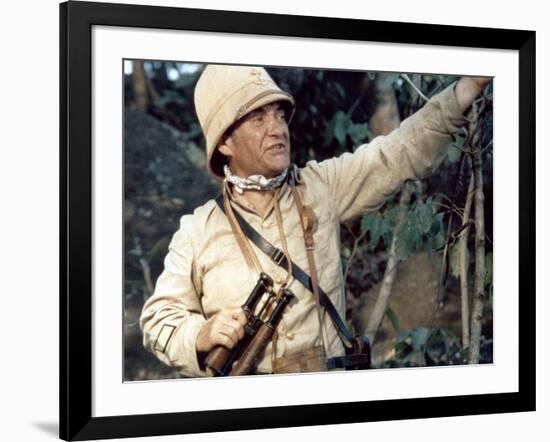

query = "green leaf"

[
  {"left": 447, "top": 136, "right": 465, "bottom": 164},
  {"left": 447, "top": 145, "right": 462, "bottom": 163},
  {"left": 425, "top": 328, "right": 451, "bottom": 364},
  {"left": 430, "top": 218, "right": 441, "bottom": 236},
  {"left": 418, "top": 203, "right": 433, "bottom": 234},
  {"left": 348, "top": 122, "right": 371, "bottom": 145},
  {"left": 397, "top": 327, "right": 430, "bottom": 352},
  {"left": 334, "top": 120, "right": 347, "bottom": 146},
  {"left": 404, "top": 222, "right": 420, "bottom": 256},
  {"left": 361, "top": 213, "right": 391, "bottom": 250},
  {"left": 434, "top": 231, "right": 445, "bottom": 250},
  {"left": 323, "top": 111, "right": 350, "bottom": 147},
  {"left": 360, "top": 213, "right": 375, "bottom": 234},
  {"left": 395, "top": 226, "right": 409, "bottom": 259},
  {"left": 368, "top": 216, "right": 382, "bottom": 249},
  {"left": 383, "top": 205, "right": 400, "bottom": 226},
  {"left": 334, "top": 111, "right": 350, "bottom": 146},
  {"left": 410, "top": 327, "right": 430, "bottom": 351},
  {"left": 382, "top": 230, "right": 393, "bottom": 248},
  {"left": 323, "top": 116, "right": 336, "bottom": 147}
]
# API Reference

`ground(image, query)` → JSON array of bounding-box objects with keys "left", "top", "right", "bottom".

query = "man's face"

[{"left": 218, "top": 101, "right": 291, "bottom": 178}]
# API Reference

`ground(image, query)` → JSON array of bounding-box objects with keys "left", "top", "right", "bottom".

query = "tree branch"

[
  {"left": 363, "top": 181, "right": 414, "bottom": 344},
  {"left": 468, "top": 101, "right": 487, "bottom": 364},
  {"left": 460, "top": 171, "right": 475, "bottom": 350},
  {"left": 343, "top": 228, "right": 368, "bottom": 284},
  {"left": 401, "top": 74, "right": 429, "bottom": 102}
]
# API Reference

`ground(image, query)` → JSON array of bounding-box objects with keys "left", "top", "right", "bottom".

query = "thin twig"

[
  {"left": 451, "top": 143, "right": 473, "bottom": 155},
  {"left": 401, "top": 74, "right": 429, "bottom": 102},
  {"left": 474, "top": 94, "right": 492, "bottom": 105},
  {"left": 436, "top": 149, "right": 467, "bottom": 307},
  {"left": 343, "top": 222, "right": 356, "bottom": 238},
  {"left": 427, "top": 77, "right": 446, "bottom": 97},
  {"left": 432, "top": 201, "right": 466, "bottom": 219},
  {"left": 431, "top": 192, "right": 454, "bottom": 205},
  {"left": 343, "top": 229, "right": 368, "bottom": 284},
  {"left": 479, "top": 139, "right": 493, "bottom": 155}
]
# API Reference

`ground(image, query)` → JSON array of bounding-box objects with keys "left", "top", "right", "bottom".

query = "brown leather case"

[{"left": 272, "top": 345, "right": 327, "bottom": 373}]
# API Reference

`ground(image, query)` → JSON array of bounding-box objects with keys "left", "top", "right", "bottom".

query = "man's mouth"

[{"left": 267, "top": 143, "right": 287, "bottom": 153}]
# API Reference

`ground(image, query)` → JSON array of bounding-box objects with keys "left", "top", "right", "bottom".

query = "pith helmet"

[{"left": 194, "top": 64, "right": 295, "bottom": 179}]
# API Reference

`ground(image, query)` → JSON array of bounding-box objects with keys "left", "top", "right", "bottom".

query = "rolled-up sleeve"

[
  {"left": 139, "top": 215, "right": 209, "bottom": 377},
  {"left": 306, "top": 82, "right": 467, "bottom": 223}
]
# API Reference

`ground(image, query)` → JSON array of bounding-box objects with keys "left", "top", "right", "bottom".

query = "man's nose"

[{"left": 266, "top": 113, "right": 287, "bottom": 136}]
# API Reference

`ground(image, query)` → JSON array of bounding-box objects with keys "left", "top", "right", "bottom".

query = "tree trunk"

[
  {"left": 132, "top": 61, "right": 149, "bottom": 112},
  {"left": 468, "top": 137, "right": 486, "bottom": 364},
  {"left": 368, "top": 75, "right": 401, "bottom": 136},
  {"left": 459, "top": 171, "right": 474, "bottom": 350}
]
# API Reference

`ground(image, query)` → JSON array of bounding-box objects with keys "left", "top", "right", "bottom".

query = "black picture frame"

[{"left": 60, "top": 1, "right": 536, "bottom": 440}]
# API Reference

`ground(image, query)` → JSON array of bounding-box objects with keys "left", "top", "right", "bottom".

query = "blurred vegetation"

[{"left": 124, "top": 60, "right": 493, "bottom": 380}]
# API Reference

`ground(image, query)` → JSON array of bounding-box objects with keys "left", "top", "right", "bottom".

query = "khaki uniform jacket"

[{"left": 139, "top": 83, "right": 466, "bottom": 377}]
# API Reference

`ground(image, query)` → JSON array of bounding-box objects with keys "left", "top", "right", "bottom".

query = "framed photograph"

[{"left": 60, "top": 1, "right": 535, "bottom": 440}]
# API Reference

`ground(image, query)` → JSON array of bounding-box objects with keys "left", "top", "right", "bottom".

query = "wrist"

[{"left": 195, "top": 322, "right": 208, "bottom": 353}]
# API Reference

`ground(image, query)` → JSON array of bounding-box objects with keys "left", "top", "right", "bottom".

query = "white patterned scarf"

[{"left": 223, "top": 165, "right": 290, "bottom": 194}]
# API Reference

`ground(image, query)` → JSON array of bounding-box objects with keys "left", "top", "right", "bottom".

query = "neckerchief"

[{"left": 223, "top": 165, "right": 289, "bottom": 194}]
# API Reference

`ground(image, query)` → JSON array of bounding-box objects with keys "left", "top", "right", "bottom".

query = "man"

[{"left": 140, "top": 64, "right": 489, "bottom": 377}]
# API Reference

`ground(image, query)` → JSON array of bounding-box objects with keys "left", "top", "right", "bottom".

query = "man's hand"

[
  {"left": 196, "top": 307, "right": 248, "bottom": 353},
  {"left": 454, "top": 76, "right": 492, "bottom": 114}
]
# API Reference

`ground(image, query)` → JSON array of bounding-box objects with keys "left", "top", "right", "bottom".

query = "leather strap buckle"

[{"left": 271, "top": 248, "right": 285, "bottom": 265}]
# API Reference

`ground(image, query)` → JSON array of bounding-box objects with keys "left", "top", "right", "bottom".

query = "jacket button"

[
  {"left": 261, "top": 220, "right": 272, "bottom": 228},
  {"left": 285, "top": 331, "right": 295, "bottom": 340}
]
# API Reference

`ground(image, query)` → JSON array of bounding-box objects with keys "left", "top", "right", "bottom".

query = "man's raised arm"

[{"left": 301, "top": 76, "right": 491, "bottom": 223}]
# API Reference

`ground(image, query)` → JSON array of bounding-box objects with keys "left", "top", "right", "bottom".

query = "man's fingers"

[
  {"left": 218, "top": 310, "right": 246, "bottom": 333},
  {"left": 218, "top": 308, "right": 246, "bottom": 325},
  {"left": 231, "top": 321, "right": 245, "bottom": 341},
  {"left": 217, "top": 329, "right": 238, "bottom": 349},
  {"left": 231, "top": 309, "right": 247, "bottom": 326},
  {"left": 215, "top": 333, "right": 235, "bottom": 350},
  {"left": 470, "top": 76, "right": 491, "bottom": 89},
  {"left": 196, "top": 307, "right": 247, "bottom": 353},
  {"left": 217, "top": 321, "right": 244, "bottom": 343}
]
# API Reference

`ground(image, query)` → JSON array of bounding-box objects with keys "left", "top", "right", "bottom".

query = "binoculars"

[{"left": 205, "top": 272, "right": 294, "bottom": 376}]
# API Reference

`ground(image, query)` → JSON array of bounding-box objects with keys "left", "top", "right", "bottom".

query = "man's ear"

[{"left": 217, "top": 136, "right": 234, "bottom": 158}]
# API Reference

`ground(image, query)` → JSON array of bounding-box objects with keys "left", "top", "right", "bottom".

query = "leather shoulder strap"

[{"left": 214, "top": 194, "right": 353, "bottom": 343}]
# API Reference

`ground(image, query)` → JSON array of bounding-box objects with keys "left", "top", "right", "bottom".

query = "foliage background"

[{"left": 123, "top": 61, "right": 493, "bottom": 381}]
